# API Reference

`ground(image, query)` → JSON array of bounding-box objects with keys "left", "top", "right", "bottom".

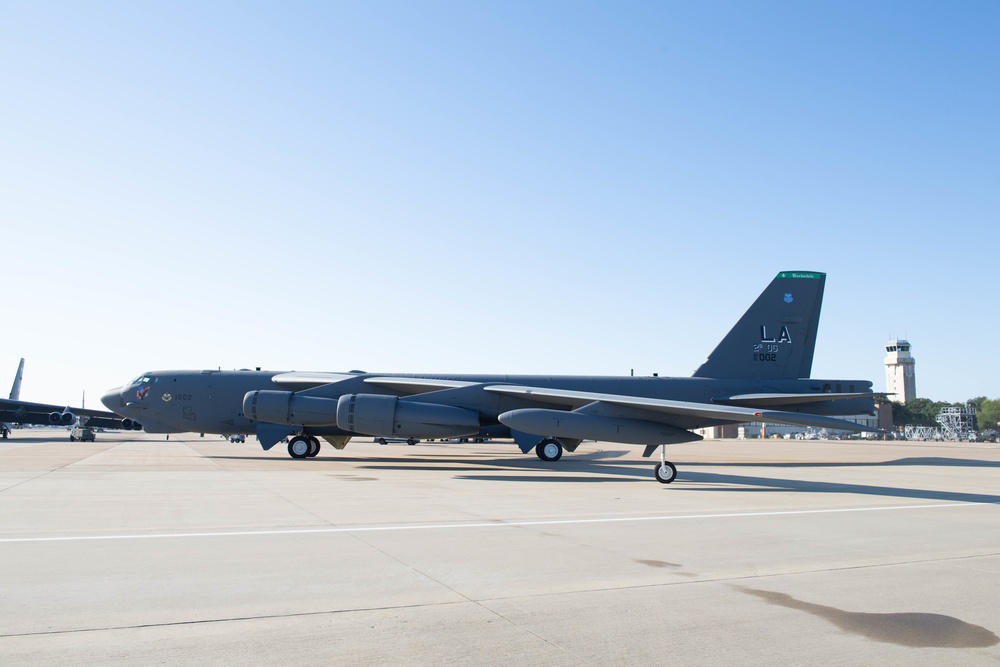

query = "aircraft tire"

[
  {"left": 654, "top": 461, "right": 677, "bottom": 484},
  {"left": 535, "top": 439, "right": 563, "bottom": 462},
  {"left": 406, "top": 438, "right": 417, "bottom": 446},
  {"left": 306, "top": 436, "right": 321, "bottom": 457},
  {"left": 288, "top": 436, "right": 311, "bottom": 459}
]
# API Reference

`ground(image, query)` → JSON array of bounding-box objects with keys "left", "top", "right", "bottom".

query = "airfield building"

[{"left": 884, "top": 339, "right": 916, "bottom": 404}]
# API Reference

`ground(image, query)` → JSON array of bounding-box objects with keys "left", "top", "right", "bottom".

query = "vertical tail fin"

[
  {"left": 693, "top": 272, "right": 825, "bottom": 380},
  {"left": 9, "top": 358, "right": 24, "bottom": 400}
]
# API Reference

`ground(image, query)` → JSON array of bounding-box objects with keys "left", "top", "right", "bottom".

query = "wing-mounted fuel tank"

[{"left": 335, "top": 393, "right": 480, "bottom": 438}]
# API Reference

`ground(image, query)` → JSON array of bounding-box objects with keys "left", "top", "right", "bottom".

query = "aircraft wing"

[
  {"left": 715, "top": 392, "right": 874, "bottom": 407},
  {"left": 271, "top": 372, "right": 363, "bottom": 390},
  {"left": 484, "top": 385, "right": 867, "bottom": 432},
  {"left": 363, "top": 377, "right": 480, "bottom": 394},
  {"left": 270, "top": 373, "right": 477, "bottom": 395},
  {"left": 0, "top": 398, "right": 125, "bottom": 429}
]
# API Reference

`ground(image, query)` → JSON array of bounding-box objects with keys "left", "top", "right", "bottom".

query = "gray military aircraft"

[
  {"left": 101, "top": 271, "right": 875, "bottom": 482},
  {"left": 0, "top": 358, "right": 141, "bottom": 438},
  {"left": 1, "top": 358, "right": 24, "bottom": 438}
]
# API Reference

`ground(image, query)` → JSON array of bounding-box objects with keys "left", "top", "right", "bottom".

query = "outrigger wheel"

[{"left": 654, "top": 461, "right": 677, "bottom": 484}]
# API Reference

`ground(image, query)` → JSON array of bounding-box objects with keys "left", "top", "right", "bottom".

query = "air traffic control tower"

[{"left": 884, "top": 339, "right": 916, "bottom": 404}]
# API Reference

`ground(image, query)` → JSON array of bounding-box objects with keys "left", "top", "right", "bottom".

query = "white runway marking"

[{"left": 1, "top": 501, "right": 994, "bottom": 544}]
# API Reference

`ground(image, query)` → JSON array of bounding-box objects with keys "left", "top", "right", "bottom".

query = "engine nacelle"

[
  {"left": 242, "top": 390, "right": 341, "bottom": 426},
  {"left": 121, "top": 418, "right": 143, "bottom": 431},
  {"left": 50, "top": 411, "right": 75, "bottom": 425},
  {"left": 336, "top": 393, "right": 480, "bottom": 438}
]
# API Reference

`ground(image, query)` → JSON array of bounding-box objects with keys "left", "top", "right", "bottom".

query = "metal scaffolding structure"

[
  {"left": 904, "top": 425, "right": 940, "bottom": 441},
  {"left": 937, "top": 405, "right": 978, "bottom": 441}
]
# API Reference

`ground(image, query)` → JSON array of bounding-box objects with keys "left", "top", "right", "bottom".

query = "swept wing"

[
  {"left": 0, "top": 397, "right": 126, "bottom": 430},
  {"left": 485, "top": 385, "right": 866, "bottom": 433}
]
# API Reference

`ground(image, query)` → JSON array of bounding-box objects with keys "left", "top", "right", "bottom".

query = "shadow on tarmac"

[
  {"left": 204, "top": 450, "right": 1000, "bottom": 503},
  {"left": 679, "top": 456, "right": 1000, "bottom": 469}
]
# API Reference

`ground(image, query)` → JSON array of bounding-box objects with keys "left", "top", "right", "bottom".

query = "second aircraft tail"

[
  {"left": 693, "top": 272, "right": 825, "bottom": 380},
  {"left": 9, "top": 358, "right": 24, "bottom": 400}
]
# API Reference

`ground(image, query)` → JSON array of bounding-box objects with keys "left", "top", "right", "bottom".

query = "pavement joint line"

[
  {"left": 0, "top": 442, "right": 120, "bottom": 495},
  {"left": 1, "top": 500, "right": 996, "bottom": 543},
  {"left": 0, "top": 600, "right": 466, "bottom": 639},
  {"left": 345, "top": 531, "right": 585, "bottom": 661}
]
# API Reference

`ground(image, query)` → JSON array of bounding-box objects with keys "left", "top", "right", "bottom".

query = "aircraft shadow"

[
  {"left": 203, "top": 453, "right": 1000, "bottom": 502},
  {"left": 672, "top": 471, "right": 1000, "bottom": 505},
  {"left": 679, "top": 457, "right": 1000, "bottom": 470}
]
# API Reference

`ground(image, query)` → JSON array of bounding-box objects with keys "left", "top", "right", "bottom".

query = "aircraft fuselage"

[{"left": 101, "top": 369, "right": 874, "bottom": 438}]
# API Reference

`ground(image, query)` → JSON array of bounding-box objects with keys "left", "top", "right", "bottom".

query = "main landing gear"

[
  {"left": 532, "top": 437, "right": 678, "bottom": 484},
  {"left": 288, "top": 435, "right": 321, "bottom": 459},
  {"left": 535, "top": 438, "right": 563, "bottom": 462},
  {"left": 653, "top": 444, "right": 677, "bottom": 484}
]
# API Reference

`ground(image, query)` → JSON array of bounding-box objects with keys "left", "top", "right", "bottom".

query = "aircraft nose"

[{"left": 101, "top": 387, "right": 123, "bottom": 412}]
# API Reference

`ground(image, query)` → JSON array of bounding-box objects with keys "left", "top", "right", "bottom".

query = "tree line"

[{"left": 887, "top": 397, "right": 1000, "bottom": 431}]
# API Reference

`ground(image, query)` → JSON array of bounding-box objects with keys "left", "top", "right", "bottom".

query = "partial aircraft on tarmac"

[
  {"left": 102, "top": 271, "right": 875, "bottom": 482},
  {"left": 0, "top": 358, "right": 140, "bottom": 439}
]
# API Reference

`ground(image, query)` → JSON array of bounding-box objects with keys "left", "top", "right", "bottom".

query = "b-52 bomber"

[
  {"left": 0, "top": 358, "right": 142, "bottom": 439},
  {"left": 102, "top": 271, "right": 875, "bottom": 483}
]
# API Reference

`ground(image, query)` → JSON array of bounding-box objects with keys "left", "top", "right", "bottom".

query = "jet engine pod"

[
  {"left": 242, "top": 390, "right": 340, "bottom": 426},
  {"left": 121, "top": 418, "right": 143, "bottom": 431},
  {"left": 336, "top": 393, "right": 480, "bottom": 438},
  {"left": 49, "top": 411, "right": 75, "bottom": 425}
]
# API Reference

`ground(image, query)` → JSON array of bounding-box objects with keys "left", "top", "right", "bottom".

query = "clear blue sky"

[{"left": 2, "top": 1, "right": 997, "bottom": 406}]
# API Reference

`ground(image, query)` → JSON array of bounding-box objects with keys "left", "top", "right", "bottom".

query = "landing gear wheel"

[
  {"left": 306, "top": 436, "right": 321, "bottom": 457},
  {"left": 535, "top": 439, "right": 563, "bottom": 462},
  {"left": 654, "top": 461, "right": 677, "bottom": 484},
  {"left": 288, "top": 436, "right": 311, "bottom": 459},
  {"left": 406, "top": 438, "right": 417, "bottom": 446}
]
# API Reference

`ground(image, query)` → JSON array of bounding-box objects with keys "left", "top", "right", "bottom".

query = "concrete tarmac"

[{"left": 1, "top": 430, "right": 998, "bottom": 665}]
